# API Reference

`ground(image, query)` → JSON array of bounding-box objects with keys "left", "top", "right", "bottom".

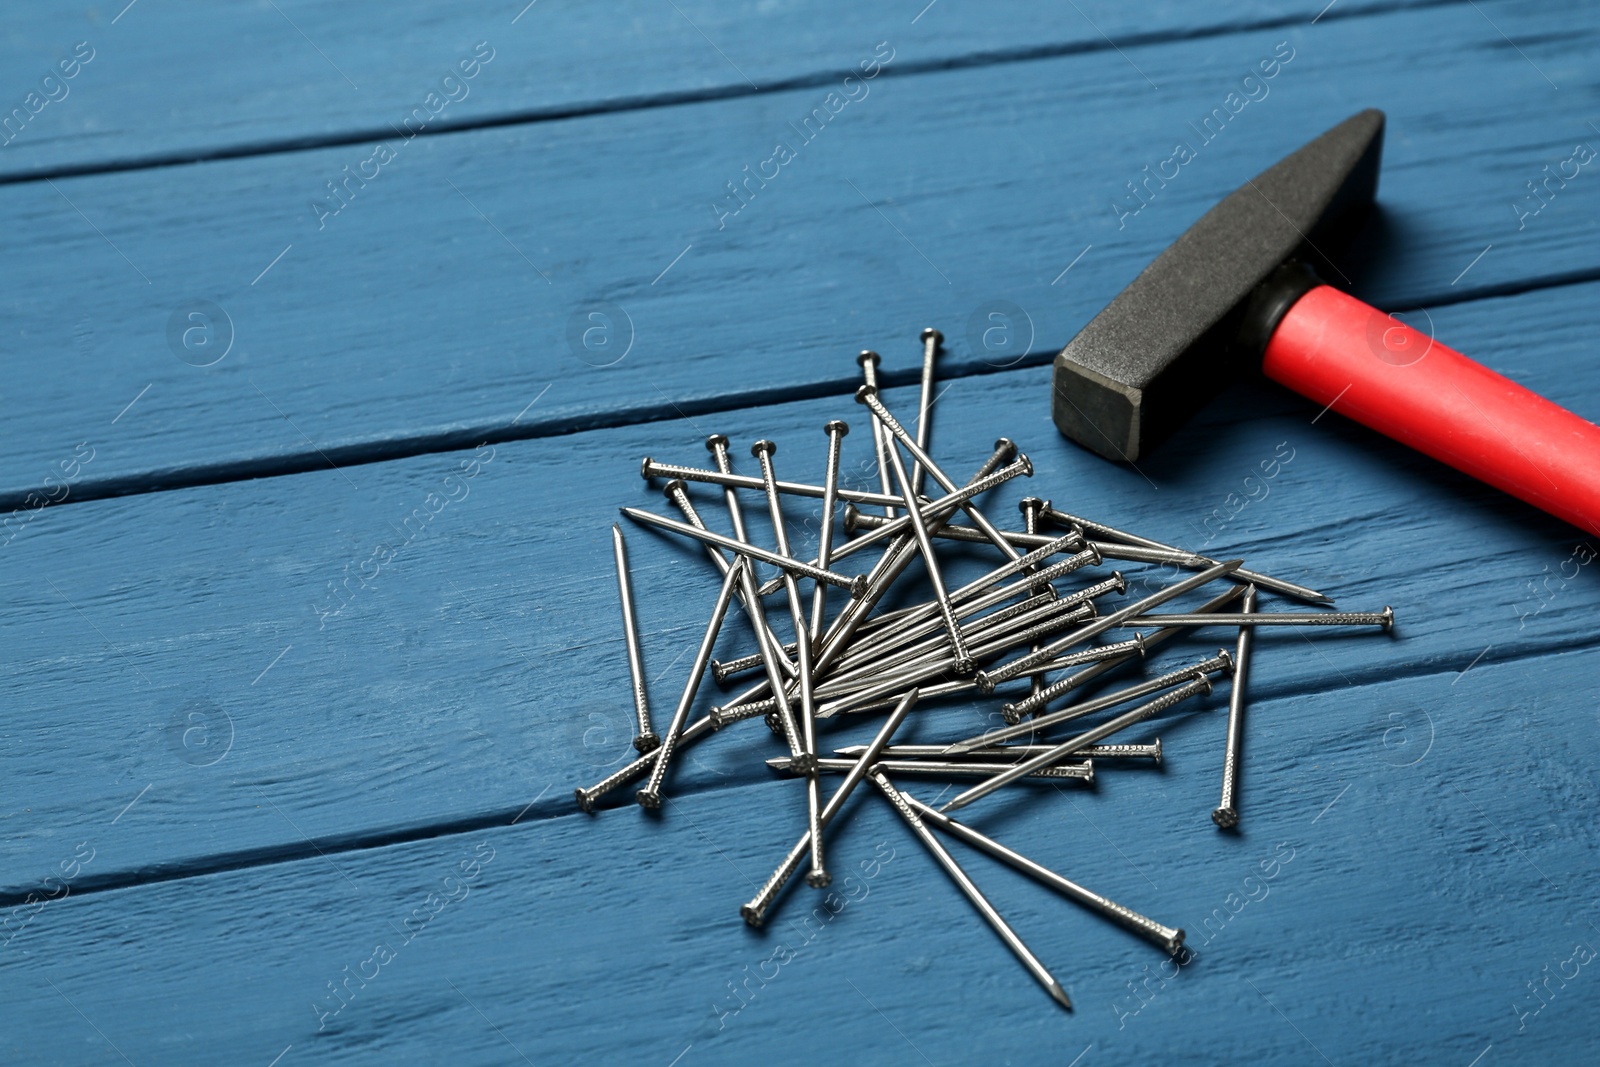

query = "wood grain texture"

[
  {"left": 0, "top": 0, "right": 1449, "bottom": 181},
  {"left": 1, "top": 645, "right": 1596, "bottom": 1065},
  {"left": 5, "top": 3, "right": 1600, "bottom": 1062},
  {"left": 2, "top": 279, "right": 1597, "bottom": 900},
  {"left": 3, "top": 2, "right": 1599, "bottom": 507}
]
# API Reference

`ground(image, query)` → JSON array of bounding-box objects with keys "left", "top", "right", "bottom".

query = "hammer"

[{"left": 1053, "top": 109, "right": 1600, "bottom": 538}]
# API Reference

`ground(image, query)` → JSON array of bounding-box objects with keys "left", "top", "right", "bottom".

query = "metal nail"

[
  {"left": 751, "top": 439, "right": 828, "bottom": 882},
  {"left": 856, "top": 350, "right": 897, "bottom": 517},
  {"left": 838, "top": 741, "right": 1162, "bottom": 764},
  {"left": 961, "top": 647, "right": 1235, "bottom": 754},
  {"left": 974, "top": 559, "right": 1241, "bottom": 692},
  {"left": 833, "top": 587, "right": 1059, "bottom": 676},
  {"left": 824, "top": 598, "right": 1099, "bottom": 697},
  {"left": 808, "top": 446, "right": 1029, "bottom": 680},
  {"left": 702, "top": 437, "right": 809, "bottom": 763},
  {"left": 857, "top": 545, "right": 1099, "bottom": 639},
  {"left": 846, "top": 511, "right": 1075, "bottom": 552},
  {"left": 878, "top": 433, "right": 974, "bottom": 673},
  {"left": 811, "top": 420, "right": 851, "bottom": 646},
  {"left": 1019, "top": 497, "right": 1049, "bottom": 704},
  {"left": 711, "top": 645, "right": 797, "bottom": 684},
  {"left": 1113, "top": 608, "right": 1393, "bottom": 630},
  {"left": 942, "top": 674, "right": 1215, "bottom": 812},
  {"left": 772, "top": 757, "right": 1095, "bottom": 783},
  {"left": 911, "top": 327, "right": 941, "bottom": 496},
  {"left": 611, "top": 524, "right": 659, "bottom": 752},
  {"left": 621, "top": 508, "right": 865, "bottom": 594},
  {"left": 817, "top": 603, "right": 1096, "bottom": 704},
  {"left": 576, "top": 712, "right": 717, "bottom": 813},
  {"left": 979, "top": 634, "right": 1146, "bottom": 685},
  {"left": 642, "top": 457, "right": 906, "bottom": 511},
  {"left": 824, "top": 453, "right": 1034, "bottom": 570},
  {"left": 1041, "top": 505, "right": 1331, "bottom": 606},
  {"left": 994, "top": 585, "right": 1245, "bottom": 725},
  {"left": 1213, "top": 586, "right": 1257, "bottom": 830},
  {"left": 855, "top": 385, "right": 1023, "bottom": 563},
  {"left": 741, "top": 689, "right": 920, "bottom": 926},
  {"left": 870, "top": 770, "right": 1072, "bottom": 1010},
  {"left": 637, "top": 557, "right": 748, "bottom": 809},
  {"left": 662, "top": 478, "right": 797, "bottom": 683},
  {"left": 901, "top": 794, "right": 1184, "bottom": 955}
]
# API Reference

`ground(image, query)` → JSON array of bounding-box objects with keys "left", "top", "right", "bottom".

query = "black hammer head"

[{"left": 1052, "top": 109, "right": 1385, "bottom": 462}]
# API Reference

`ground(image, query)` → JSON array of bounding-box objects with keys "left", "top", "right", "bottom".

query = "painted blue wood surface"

[
  {"left": 1, "top": 646, "right": 1596, "bottom": 1063},
  {"left": 0, "top": 0, "right": 1454, "bottom": 181},
  {"left": 2, "top": 2, "right": 1598, "bottom": 509},
  {"left": 0, "top": 276, "right": 1596, "bottom": 887},
  {"left": 3, "top": 281, "right": 1600, "bottom": 1061},
  {"left": 3, "top": 1, "right": 1600, "bottom": 1064}
]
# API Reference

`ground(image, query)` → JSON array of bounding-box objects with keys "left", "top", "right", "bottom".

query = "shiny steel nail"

[
  {"left": 856, "top": 385, "right": 1023, "bottom": 563},
  {"left": 1213, "top": 586, "right": 1257, "bottom": 829},
  {"left": 711, "top": 644, "right": 796, "bottom": 684},
  {"left": 1117, "top": 608, "right": 1393, "bottom": 630},
  {"left": 773, "top": 756, "right": 1095, "bottom": 783},
  {"left": 871, "top": 770, "right": 1072, "bottom": 1010},
  {"left": 966, "top": 648, "right": 1235, "bottom": 753},
  {"left": 831, "top": 589, "right": 1057, "bottom": 678},
  {"left": 809, "top": 445, "right": 1022, "bottom": 679},
  {"left": 610, "top": 525, "right": 659, "bottom": 752},
  {"left": 741, "top": 688, "right": 921, "bottom": 926},
  {"left": 902, "top": 794, "right": 1184, "bottom": 954},
  {"left": 705, "top": 436, "right": 807, "bottom": 762},
  {"left": 942, "top": 675, "right": 1215, "bottom": 812},
  {"left": 1019, "top": 497, "right": 1049, "bottom": 703},
  {"left": 641, "top": 457, "right": 904, "bottom": 510},
  {"left": 855, "top": 534, "right": 1084, "bottom": 640},
  {"left": 839, "top": 741, "right": 1162, "bottom": 764},
  {"left": 847, "top": 511, "right": 1071, "bottom": 551},
  {"left": 856, "top": 349, "right": 897, "bottom": 517},
  {"left": 974, "top": 559, "right": 1241, "bottom": 692},
  {"left": 826, "top": 453, "right": 1034, "bottom": 569},
  {"left": 810, "top": 420, "right": 851, "bottom": 646},
  {"left": 995, "top": 585, "right": 1245, "bottom": 725},
  {"left": 751, "top": 439, "right": 828, "bottom": 882},
  {"left": 881, "top": 434, "right": 974, "bottom": 673},
  {"left": 911, "top": 327, "right": 941, "bottom": 496},
  {"left": 575, "top": 711, "right": 713, "bottom": 812},
  {"left": 1041, "top": 505, "right": 1331, "bottom": 606},
  {"left": 621, "top": 508, "right": 866, "bottom": 593},
  {"left": 637, "top": 558, "right": 747, "bottom": 809},
  {"left": 663, "top": 479, "right": 796, "bottom": 684}
]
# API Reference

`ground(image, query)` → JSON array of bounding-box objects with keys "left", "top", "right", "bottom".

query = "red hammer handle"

[{"left": 1263, "top": 284, "right": 1600, "bottom": 537}]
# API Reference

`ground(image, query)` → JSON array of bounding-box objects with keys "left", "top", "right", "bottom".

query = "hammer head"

[{"left": 1052, "top": 109, "right": 1385, "bottom": 462}]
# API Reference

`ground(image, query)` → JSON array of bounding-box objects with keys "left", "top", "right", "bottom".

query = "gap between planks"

[
  {"left": 7, "top": 263, "right": 1600, "bottom": 516},
  {"left": 0, "top": 636, "right": 1565, "bottom": 912}
]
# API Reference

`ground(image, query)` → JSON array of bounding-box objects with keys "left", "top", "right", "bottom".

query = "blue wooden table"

[{"left": 4, "top": 2, "right": 1599, "bottom": 1063}]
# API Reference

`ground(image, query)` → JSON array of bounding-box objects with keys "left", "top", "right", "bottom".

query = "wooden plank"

[
  {"left": 0, "top": 0, "right": 1446, "bottom": 181},
  {"left": 3, "top": 2, "right": 1600, "bottom": 506},
  {"left": 2, "top": 278, "right": 1597, "bottom": 898},
  {"left": 2, "top": 646, "right": 1596, "bottom": 1063}
]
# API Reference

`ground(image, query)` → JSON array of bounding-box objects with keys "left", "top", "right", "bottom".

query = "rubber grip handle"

[{"left": 1262, "top": 284, "right": 1600, "bottom": 537}]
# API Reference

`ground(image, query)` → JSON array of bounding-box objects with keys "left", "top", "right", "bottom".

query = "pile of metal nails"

[{"left": 575, "top": 329, "right": 1395, "bottom": 1011}]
